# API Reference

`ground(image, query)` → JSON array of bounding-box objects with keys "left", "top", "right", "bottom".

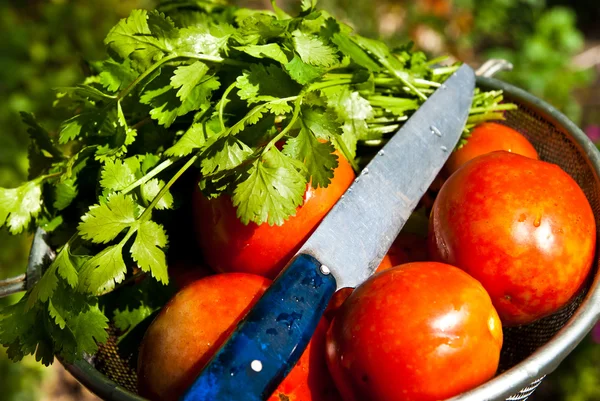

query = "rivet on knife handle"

[{"left": 179, "top": 254, "right": 336, "bottom": 401}]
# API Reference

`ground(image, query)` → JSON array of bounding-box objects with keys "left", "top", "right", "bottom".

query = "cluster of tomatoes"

[{"left": 136, "top": 122, "right": 596, "bottom": 401}]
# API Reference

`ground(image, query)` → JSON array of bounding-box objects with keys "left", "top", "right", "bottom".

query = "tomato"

[
  {"left": 444, "top": 122, "right": 538, "bottom": 176},
  {"left": 429, "top": 151, "right": 596, "bottom": 326},
  {"left": 194, "top": 151, "right": 355, "bottom": 278},
  {"left": 380, "top": 232, "right": 429, "bottom": 270},
  {"left": 326, "top": 262, "right": 503, "bottom": 401},
  {"left": 323, "top": 288, "right": 354, "bottom": 322},
  {"left": 268, "top": 319, "right": 342, "bottom": 401},
  {"left": 137, "top": 273, "right": 340, "bottom": 401}
]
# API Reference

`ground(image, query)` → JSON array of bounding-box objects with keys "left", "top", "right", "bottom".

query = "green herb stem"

[
  {"left": 263, "top": 96, "right": 304, "bottom": 154},
  {"left": 139, "top": 154, "right": 199, "bottom": 222},
  {"left": 121, "top": 158, "right": 177, "bottom": 195},
  {"left": 218, "top": 82, "right": 238, "bottom": 131},
  {"left": 469, "top": 104, "right": 518, "bottom": 114}
]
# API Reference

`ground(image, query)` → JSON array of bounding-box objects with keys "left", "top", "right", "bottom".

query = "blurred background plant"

[{"left": 0, "top": 0, "right": 598, "bottom": 399}]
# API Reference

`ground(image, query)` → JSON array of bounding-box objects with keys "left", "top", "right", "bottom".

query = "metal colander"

[{"left": 5, "top": 74, "right": 600, "bottom": 401}]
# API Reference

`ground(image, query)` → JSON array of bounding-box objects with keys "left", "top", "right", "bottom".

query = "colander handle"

[
  {"left": 0, "top": 228, "right": 51, "bottom": 298},
  {"left": 476, "top": 59, "right": 514, "bottom": 78}
]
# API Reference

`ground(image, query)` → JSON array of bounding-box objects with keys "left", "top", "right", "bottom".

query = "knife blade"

[{"left": 180, "top": 64, "right": 476, "bottom": 401}]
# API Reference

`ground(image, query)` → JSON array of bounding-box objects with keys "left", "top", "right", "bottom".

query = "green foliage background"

[{"left": 0, "top": 0, "right": 597, "bottom": 400}]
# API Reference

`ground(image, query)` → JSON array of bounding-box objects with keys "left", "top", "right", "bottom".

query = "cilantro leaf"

[
  {"left": 105, "top": 10, "right": 175, "bottom": 70},
  {"left": 302, "top": 107, "right": 342, "bottom": 140},
  {"left": 0, "top": 301, "right": 52, "bottom": 365},
  {"left": 236, "top": 64, "right": 301, "bottom": 103},
  {"left": 53, "top": 179, "right": 78, "bottom": 211},
  {"left": 141, "top": 70, "right": 220, "bottom": 127},
  {"left": 79, "top": 244, "right": 127, "bottom": 294},
  {"left": 0, "top": 180, "right": 43, "bottom": 234},
  {"left": 78, "top": 194, "right": 137, "bottom": 244},
  {"left": 234, "top": 44, "right": 289, "bottom": 64},
  {"left": 68, "top": 306, "right": 110, "bottom": 355},
  {"left": 321, "top": 87, "right": 373, "bottom": 158},
  {"left": 165, "top": 122, "right": 209, "bottom": 157},
  {"left": 20, "top": 112, "right": 63, "bottom": 160},
  {"left": 292, "top": 30, "right": 339, "bottom": 67},
  {"left": 99, "top": 59, "right": 138, "bottom": 92},
  {"left": 285, "top": 55, "right": 323, "bottom": 84},
  {"left": 284, "top": 122, "right": 338, "bottom": 188},
  {"left": 58, "top": 109, "right": 113, "bottom": 144},
  {"left": 233, "top": 147, "right": 306, "bottom": 226},
  {"left": 176, "top": 25, "right": 231, "bottom": 56},
  {"left": 100, "top": 159, "right": 138, "bottom": 192},
  {"left": 113, "top": 305, "right": 155, "bottom": 332},
  {"left": 170, "top": 61, "right": 210, "bottom": 101},
  {"left": 200, "top": 136, "right": 253, "bottom": 175},
  {"left": 301, "top": 0, "right": 318, "bottom": 12},
  {"left": 130, "top": 220, "right": 169, "bottom": 284},
  {"left": 141, "top": 179, "right": 174, "bottom": 210},
  {"left": 331, "top": 32, "right": 381, "bottom": 71}
]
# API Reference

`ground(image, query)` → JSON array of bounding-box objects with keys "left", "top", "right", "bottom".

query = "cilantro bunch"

[{"left": 0, "top": 0, "right": 514, "bottom": 365}]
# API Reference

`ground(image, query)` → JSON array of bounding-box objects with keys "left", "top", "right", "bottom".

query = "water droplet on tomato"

[{"left": 533, "top": 215, "right": 541, "bottom": 227}]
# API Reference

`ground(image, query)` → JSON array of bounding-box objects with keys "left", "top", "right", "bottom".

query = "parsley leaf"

[{"left": 233, "top": 147, "right": 306, "bottom": 226}]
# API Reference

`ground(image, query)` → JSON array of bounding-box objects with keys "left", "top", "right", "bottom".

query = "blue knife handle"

[{"left": 179, "top": 253, "right": 336, "bottom": 401}]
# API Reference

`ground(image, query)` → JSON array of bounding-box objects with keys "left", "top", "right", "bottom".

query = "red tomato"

[
  {"left": 377, "top": 232, "right": 429, "bottom": 272},
  {"left": 323, "top": 288, "right": 354, "bottom": 322},
  {"left": 268, "top": 319, "right": 342, "bottom": 401},
  {"left": 326, "top": 262, "right": 503, "bottom": 401},
  {"left": 429, "top": 151, "right": 596, "bottom": 326},
  {"left": 194, "top": 151, "right": 355, "bottom": 278},
  {"left": 444, "top": 122, "right": 538, "bottom": 176},
  {"left": 137, "top": 273, "right": 340, "bottom": 401}
]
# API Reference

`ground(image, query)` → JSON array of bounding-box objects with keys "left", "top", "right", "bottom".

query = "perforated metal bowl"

[{"left": 12, "top": 75, "right": 600, "bottom": 401}]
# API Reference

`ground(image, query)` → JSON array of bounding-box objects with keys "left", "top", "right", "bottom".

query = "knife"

[{"left": 180, "top": 64, "right": 476, "bottom": 401}]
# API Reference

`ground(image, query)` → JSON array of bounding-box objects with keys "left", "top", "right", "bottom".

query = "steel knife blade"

[{"left": 180, "top": 64, "right": 476, "bottom": 401}]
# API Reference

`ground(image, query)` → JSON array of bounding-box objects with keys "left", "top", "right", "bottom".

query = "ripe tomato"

[
  {"left": 429, "top": 151, "right": 596, "bottom": 326},
  {"left": 194, "top": 151, "right": 355, "bottom": 278},
  {"left": 379, "top": 232, "right": 429, "bottom": 271},
  {"left": 268, "top": 318, "right": 342, "bottom": 401},
  {"left": 444, "top": 122, "right": 538, "bottom": 176},
  {"left": 137, "top": 273, "right": 340, "bottom": 401},
  {"left": 326, "top": 262, "right": 503, "bottom": 401}
]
